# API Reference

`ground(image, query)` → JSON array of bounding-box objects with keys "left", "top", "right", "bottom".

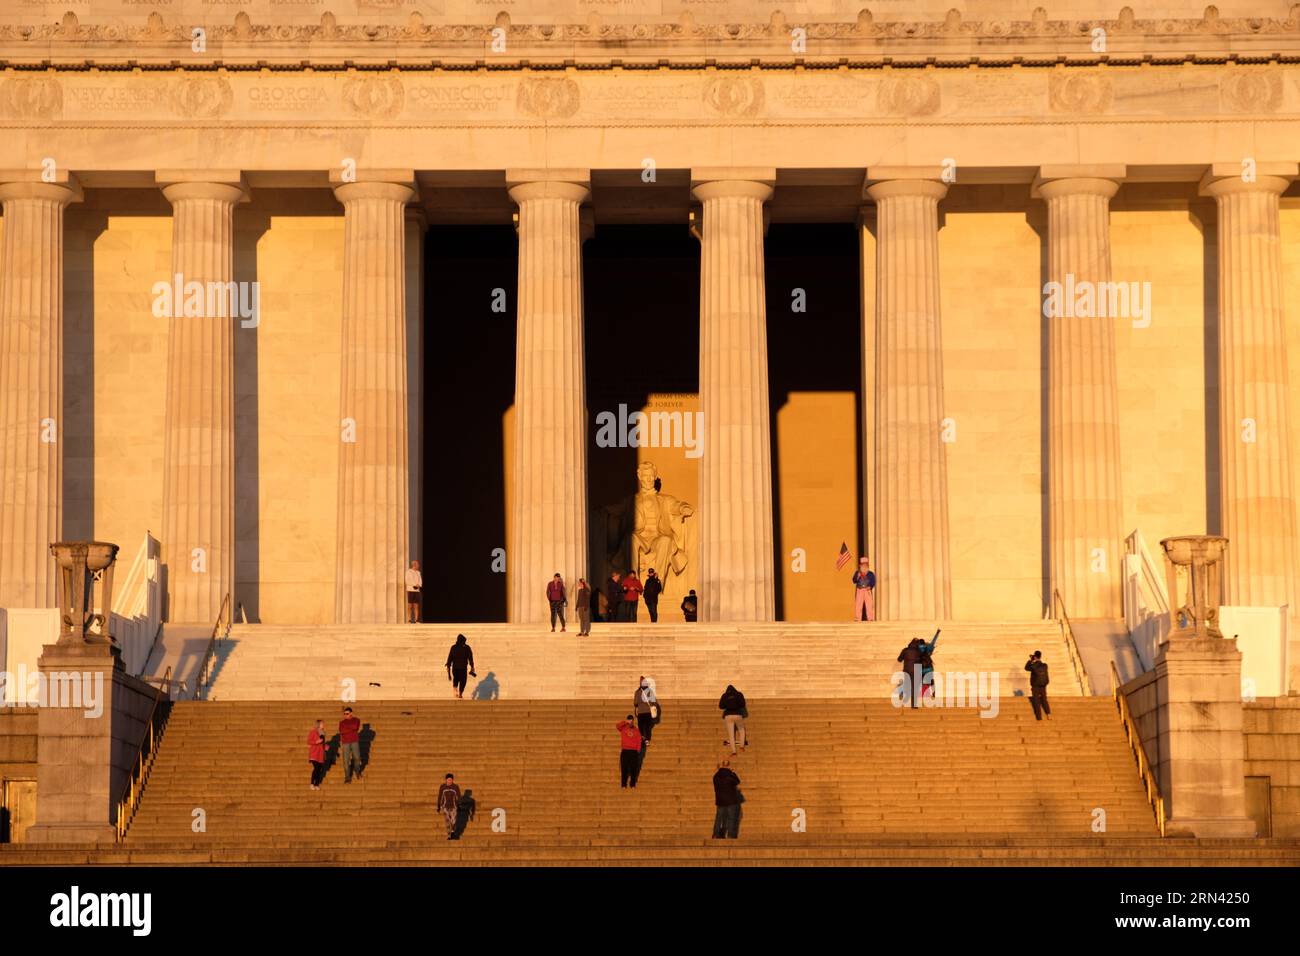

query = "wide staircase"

[
  {"left": 5, "top": 696, "right": 1298, "bottom": 865},
  {"left": 202, "top": 621, "right": 1086, "bottom": 700}
]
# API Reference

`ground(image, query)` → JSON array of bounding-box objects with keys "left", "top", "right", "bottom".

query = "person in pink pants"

[{"left": 852, "top": 557, "right": 876, "bottom": 621}]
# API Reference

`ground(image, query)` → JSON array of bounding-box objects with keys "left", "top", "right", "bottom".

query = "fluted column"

[
  {"left": 692, "top": 171, "right": 776, "bottom": 622},
  {"left": 159, "top": 178, "right": 244, "bottom": 623},
  {"left": 1036, "top": 170, "right": 1125, "bottom": 619},
  {"left": 1201, "top": 165, "right": 1298, "bottom": 615},
  {"left": 332, "top": 179, "right": 416, "bottom": 624},
  {"left": 0, "top": 175, "right": 80, "bottom": 608},
  {"left": 865, "top": 176, "right": 951, "bottom": 621},
  {"left": 506, "top": 171, "right": 589, "bottom": 623}
]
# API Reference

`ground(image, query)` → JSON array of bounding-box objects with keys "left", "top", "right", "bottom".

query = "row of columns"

[{"left": 0, "top": 165, "right": 1295, "bottom": 624}]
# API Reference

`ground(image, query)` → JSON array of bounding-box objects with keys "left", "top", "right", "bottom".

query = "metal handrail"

[
  {"left": 1111, "top": 660, "right": 1167, "bottom": 836},
  {"left": 1051, "top": 588, "right": 1091, "bottom": 696},
  {"left": 114, "top": 665, "right": 173, "bottom": 842},
  {"left": 193, "top": 593, "right": 233, "bottom": 702}
]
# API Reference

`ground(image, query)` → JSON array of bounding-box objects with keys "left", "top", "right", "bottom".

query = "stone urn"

[
  {"left": 1159, "top": 534, "right": 1227, "bottom": 640},
  {"left": 49, "top": 540, "right": 120, "bottom": 646}
]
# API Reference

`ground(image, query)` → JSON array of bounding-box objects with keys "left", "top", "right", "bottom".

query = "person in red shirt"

[
  {"left": 616, "top": 715, "right": 642, "bottom": 789},
  {"left": 307, "top": 719, "right": 328, "bottom": 790},
  {"left": 620, "top": 572, "right": 644, "bottom": 622},
  {"left": 339, "top": 706, "right": 363, "bottom": 784}
]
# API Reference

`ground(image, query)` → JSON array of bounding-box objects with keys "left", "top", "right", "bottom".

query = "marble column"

[
  {"left": 332, "top": 178, "right": 417, "bottom": 624},
  {"left": 0, "top": 175, "right": 80, "bottom": 608},
  {"left": 692, "top": 170, "right": 776, "bottom": 622},
  {"left": 506, "top": 171, "right": 589, "bottom": 624},
  {"left": 158, "top": 177, "right": 245, "bottom": 624},
  {"left": 865, "top": 174, "right": 951, "bottom": 621},
  {"left": 1036, "top": 168, "right": 1126, "bottom": 620},
  {"left": 1201, "top": 165, "right": 1299, "bottom": 616}
]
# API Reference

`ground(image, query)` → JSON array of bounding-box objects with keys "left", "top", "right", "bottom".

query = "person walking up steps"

[
  {"left": 633, "top": 677, "right": 657, "bottom": 757},
  {"left": 339, "top": 707, "right": 362, "bottom": 783},
  {"left": 446, "top": 634, "right": 476, "bottom": 699},
  {"left": 616, "top": 715, "right": 643, "bottom": 789},
  {"left": 546, "top": 573, "right": 567, "bottom": 632},
  {"left": 719, "top": 684, "right": 748, "bottom": 755},
  {"left": 437, "top": 773, "right": 461, "bottom": 838},
  {"left": 712, "top": 759, "right": 743, "bottom": 839},
  {"left": 1025, "top": 650, "right": 1052, "bottom": 721},
  {"left": 307, "top": 718, "right": 328, "bottom": 790}
]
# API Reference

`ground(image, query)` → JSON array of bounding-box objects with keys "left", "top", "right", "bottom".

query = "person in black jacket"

[
  {"left": 446, "top": 634, "right": 476, "bottom": 699},
  {"left": 897, "top": 638, "right": 923, "bottom": 709},
  {"left": 712, "top": 760, "right": 743, "bottom": 839},
  {"left": 643, "top": 568, "right": 663, "bottom": 623},
  {"left": 1025, "top": 650, "right": 1051, "bottom": 721},
  {"left": 719, "top": 684, "right": 748, "bottom": 754}
]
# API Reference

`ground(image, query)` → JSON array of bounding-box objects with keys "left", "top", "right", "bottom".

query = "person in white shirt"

[{"left": 405, "top": 560, "right": 422, "bottom": 624}]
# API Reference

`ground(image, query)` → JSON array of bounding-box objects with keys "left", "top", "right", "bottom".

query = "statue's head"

[{"left": 637, "top": 461, "right": 659, "bottom": 491}]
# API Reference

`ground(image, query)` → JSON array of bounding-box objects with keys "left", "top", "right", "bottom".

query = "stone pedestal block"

[{"left": 1156, "top": 636, "right": 1257, "bottom": 838}]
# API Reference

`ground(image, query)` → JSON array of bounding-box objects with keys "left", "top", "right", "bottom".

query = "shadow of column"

[
  {"left": 1027, "top": 205, "right": 1052, "bottom": 617},
  {"left": 62, "top": 206, "right": 108, "bottom": 540},
  {"left": 234, "top": 205, "right": 269, "bottom": 623},
  {"left": 1189, "top": 200, "right": 1220, "bottom": 535}
]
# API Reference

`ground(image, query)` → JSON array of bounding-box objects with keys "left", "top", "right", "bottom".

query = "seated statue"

[{"left": 632, "top": 461, "right": 694, "bottom": 598}]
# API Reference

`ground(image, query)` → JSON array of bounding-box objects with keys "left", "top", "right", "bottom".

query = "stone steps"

[
  {"left": 109, "top": 698, "right": 1161, "bottom": 846},
  {"left": 203, "top": 621, "right": 1083, "bottom": 700}
]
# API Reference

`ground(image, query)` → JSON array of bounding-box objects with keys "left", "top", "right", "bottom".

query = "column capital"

[
  {"left": 333, "top": 181, "right": 419, "bottom": 206},
  {"left": 0, "top": 171, "right": 82, "bottom": 205},
  {"left": 691, "top": 169, "right": 775, "bottom": 204},
  {"left": 1032, "top": 165, "right": 1125, "bottom": 200},
  {"left": 156, "top": 170, "right": 248, "bottom": 206},
  {"left": 507, "top": 168, "right": 590, "bottom": 205},
  {"left": 1199, "top": 162, "right": 1297, "bottom": 198},
  {"left": 864, "top": 178, "right": 947, "bottom": 203}
]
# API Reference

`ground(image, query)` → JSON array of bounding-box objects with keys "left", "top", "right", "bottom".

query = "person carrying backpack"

[
  {"left": 719, "top": 684, "right": 748, "bottom": 755},
  {"left": 1025, "top": 651, "right": 1051, "bottom": 721}
]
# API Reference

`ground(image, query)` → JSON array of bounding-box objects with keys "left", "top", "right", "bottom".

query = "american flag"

[{"left": 835, "top": 542, "right": 852, "bottom": 571}]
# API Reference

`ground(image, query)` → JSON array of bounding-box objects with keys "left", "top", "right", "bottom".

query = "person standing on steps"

[
  {"left": 546, "top": 572, "right": 568, "bottom": 633},
  {"left": 437, "top": 773, "right": 461, "bottom": 838},
  {"left": 620, "top": 570, "right": 644, "bottom": 622},
  {"left": 712, "top": 758, "right": 743, "bottom": 839},
  {"left": 446, "top": 633, "right": 476, "bottom": 699},
  {"left": 681, "top": 589, "right": 698, "bottom": 622},
  {"left": 308, "top": 718, "right": 328, "bottom": 790},
  {"left": 605, "top": 571, "right": 623, "bottom": 626},
  {"left": 405, "top": 559, "right": 423, "bottom": 624},
  {"left": 339, "top": 707, "right": 362, "bottom": 783},
  {"left": 1025, "top": 650, "right": 1052, "bottom": 721},
  {"left": 449, "top": 788, "right": 476, "bottom": 840},
  {"left": 643, "top": 568, "right": 663, "bottom": 623},
  {"left": 575, "top": 577, "right": 592, "bottom": 636},
  {"left": 852, "top": 556, "right": 876, "bottom": 622},
  {"left": 633, "top": 677, "right": 657, "bottom": 757},
  {"left": 719, "top": 684, "right": 748, "bottom": 755},
  {"left": 616, "top": 714, "right": 643, "bottom": 788}
]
